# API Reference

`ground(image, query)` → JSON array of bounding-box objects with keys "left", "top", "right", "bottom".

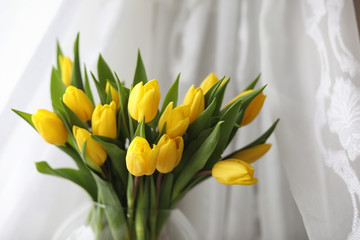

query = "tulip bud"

[
  {"left": 200, "top": 72, "right": 218, "bottom": 94},
  {"left": 183, "top": 85, "right": 205, "bottom": 124},
  {"left": 63, "top": 86, "right": 94, "bottom": 122},
  {"left": 92, "top": 101, "right": 117, "bottom": 138},
  {"left": 158, "top": 102, "right": 190, "bottom": 138},
  {"left": 59, "top": 56, "right": 73, "bottom": 87},
  {"left": 73, "top": 126, "right": 107, "bottom": 166},
  {"left": 226, "top": 90, "right": 266, "bottom": 126},
  {"left": 128, "top": 79, "right": 161, "bottom": 123},
  {"left": 212, "top": 159, "right": 258, "bottom": 185},
  {"left": 156, "top": 134, "right": 184, "bottom": 173},
  {"left": 230, "top": 144, "right": 271, "bottom": 164},
  {"left": 126, "top": 137, "right": 159, "bottom": 176},
  {"left": 105, "top": 82, "right": 120, "bottom": 110},
  {"left": 31, "top": 109, "right": 68, "bottom": 145}
]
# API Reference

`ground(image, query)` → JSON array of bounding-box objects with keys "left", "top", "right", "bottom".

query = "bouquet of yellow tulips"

[{"left": 13, "top": 35, "right": 278, "bottom": 240}]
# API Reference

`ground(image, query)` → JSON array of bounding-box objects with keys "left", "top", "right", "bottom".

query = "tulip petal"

[
  {"left": 200, "top": 73, "right": 218, "bottom": 94},
  {"left": 128, "top": 82, "right": 143, "bottom": 121},
  {"left": 63, "top": 86, "right": 94, "bottom": 122},
  {"left": 231, "top": 144, "right": 271, "bottom": 164},
  {"left": 32, "top": 109, "right": 68, "bottom": 145},
  {"left": 212, "top": 159, "right": 257, "bottom": 185}
]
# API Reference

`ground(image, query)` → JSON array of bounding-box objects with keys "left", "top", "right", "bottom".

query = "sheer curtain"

[{"left": 0, "top": 0, "right": 359, "bottom": 239}]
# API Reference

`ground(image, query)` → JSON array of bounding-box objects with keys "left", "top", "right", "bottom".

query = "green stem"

[
  {"left": 135, "top": 178, "right": 146, "bottom": 240},
  {"left": 94, "top": 205, "right": 104, "bottom": 240},
  {"left": 129, "top": 115, "right": 135, "bottom": 140}
]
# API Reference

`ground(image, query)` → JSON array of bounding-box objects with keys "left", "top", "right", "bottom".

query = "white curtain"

[{"left": 0, "top": 0, "right": 359, "bottom": 239}]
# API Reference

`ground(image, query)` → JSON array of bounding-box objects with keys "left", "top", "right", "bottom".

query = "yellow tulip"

[
  {"left": 105, "top": 82, "right": 120, "bottom": 110},
  {"left": 126, "top": 137, "right": 159, "bottom": 176},
  {"left": 59, "top": 56, "right": 73, "bottom": 87},
  {"left": 128, "top": 79, "right": 161, "bottom": 123},
  {"left": 212, "top": 159, "right": 258, "bottom": 185},
  {"left": 92, "top": 101, "right": 117, "bottom": 138},
  {"left": 230, "top": 144, "right": 271, "bottom": 164},
  {"left": 32, "top": 109, "right": 68, "bottom": 145},
  {"left": 63, "top": 86, "right": 94, "bottom": 122},
  {"left": 183, "top": 85, "right": 205, "bottom": 124},
  {"left": 73, "top": 126, "right": 107, "bottom": 166},
  {"left": 200, "top": 72, "right": 218, "bottom": 94},
  {"left": 156, "top": 134, "right": 184, "bottom": 173},
  {"left": 158, "top": 102, "right": 190, "bottom": 138},
  {"left": 226, "top": 90, "right": 266, "bottom": 126}
]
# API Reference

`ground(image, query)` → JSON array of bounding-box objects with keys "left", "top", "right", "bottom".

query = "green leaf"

[
  {"left": 115, "top": 73, "right": 130, "bottom": 138},
  {"left": 147, "top": 111, "right": 160, "bottom": 130},
  {"left": 173, "top": 127, "right": 213, "bottom": 178},
  {"left": 240, "top": 119, "right": 280, "bottom": 150},
  {"left": 187, "top": 98, "right": 216, "bottom": 139},
  {"left": 211, "top": 77, "right": 230, "bottom": 114},
  {"left": 154, "top": 122, "right": 166, "bottom": 144},
  {"left": 172, "top": 121, "right": 222, "bottom": 201},
  {"left": 56, "top": 40, "right": 63, "bottom": 71},
  {"left": 158, "top": 173, "right": 174, "bottom": 209},
  {"left": 204, "top": 98, "right": 243, "bottom": 169},
  {"left": 57, "top": 145, "right": 86, "bottom": 170},
  {"left": 70, "top": 33, "right": 84, "bottom": 90},
  {"left": 12, "top": 109, "right": 35, "bottom": 129},
  {"left": 133, "top": 50, "right": 148, "bottom": 86},
  {"left": 133, "top": 117, "right": 145, "bottom": 138},
  {"left": 35, "top": 161, "right": 97, "bottom": 200},
  {"left": 84, "top": 65, "right": 95, "bottom": 105},
  {"left": 60, "top": 100, "right": 88, "bottom": 129},
  {"left": 91, "top": 135, "right": 128, "bottom": 186},
  {"left": 226, "top": 109, "right": 244, "bottom": 145},
  {"left": 91, "top": 72, "right": 107, "bottom": 104},
  {"left": 145, "top": 124, "right": 157, "bottom": 145},
  {"left": 244, "top": 73, "right": 261, "bottom": 91},
  {"left": 160, "top": 73, "right": 179, "bottom": 114},
  {"left": 50, "top": 67, "right": 66, "bottom": 111},
  {"left": 98, "top": 54, "right": 116, "bottom": 89},
  {"left": 92, "top": 173, "right": 129, "bottom": 240},
  {"left": 204, "top": 77, "right": 223, "bottom": 107}
]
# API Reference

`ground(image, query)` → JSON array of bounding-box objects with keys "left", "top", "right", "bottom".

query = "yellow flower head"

[
  {"left": 63, "top": 86, "right": 94, "bottom": 122},
  {"left": 105, "top": 82, "right": 120, "bottom": 110},
  {"left": 183, "top": 85, "right": 205, "bottom": 124},
  {"left": 158, "top": 102, "right": 190, "bottom": 138},
  {"left": 59, "top": 56, "right": 73, "bottom": 87},
  {"left": 212, "top": 159, "right": 258, "bottom": 185},
  {"left": 128, "top": 79, "right": 161, "bottom": 123},
  {"left": 230, "top": 144, "right": 271, "bottom": 164},
  {"left": 200, "top": 72, "right": 218, "bottom": 94},
  {"left": 92, "top": 101, "right": 117, "bottom": 139},
  {"left": 227, "top": 90, "right": 266, "bottom": 126},
  {"left": 156, "top": 134, "right": 184, "bottom": 173},
  {"left": 32, "top": 109, "right": 68, "bottom": 145},
  {"left": 73, "top": 126, "right": 107, "bottom": 166},
  {"left": 126, "top": 137, "right": 159, "bottom": 176}
]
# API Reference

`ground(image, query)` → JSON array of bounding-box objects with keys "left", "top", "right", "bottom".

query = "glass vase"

[{"left": 52, "top": 203, "right": 199, "bottom": 240}]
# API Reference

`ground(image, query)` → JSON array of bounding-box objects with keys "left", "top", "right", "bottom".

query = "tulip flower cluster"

[{"left": 13, "top": 35, "right": 278, "bottom": 240}]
